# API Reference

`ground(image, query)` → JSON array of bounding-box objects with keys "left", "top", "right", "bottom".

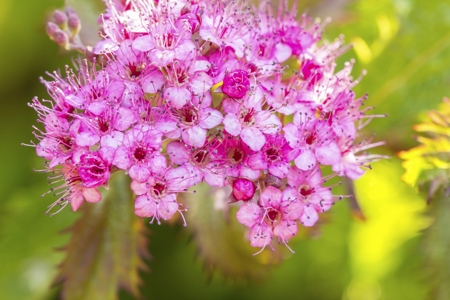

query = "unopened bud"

[
  {"left": 53, "top": 10, "right": 67, "bottom": 25},
  {"left": 232, "top": 178, "right": 256, "bottom": 202},
  {"left": 67, "top": 13, "right": 80, "bottom": 32},
  {"left": 52, "top": 29, "right": 69, "bottom": 46},
  {"left": 264, "top": 174, "right": 283, "bottom": 188},
  {"left": 46, "top": 22, "right": 59, "bottom": 36}
]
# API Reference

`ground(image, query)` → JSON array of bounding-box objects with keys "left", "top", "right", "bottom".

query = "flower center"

[
  {"left": 194, "top": 150, "right": 207, "bottom": 164},
  {"left": 242, "top": 108, "right": 255, "bottom": 124},
  {"left": 58, "top": 136, "right": 74, "bottom": 152},
  {"left": 304, "top": 132, "right": 316, "bottom": 145},
  {"left": 266, "top": 208, "right": 281, "bottom": 223},
  {"left": 265, "top": 147, "right": 280, "bottom": 163},
  {"left": 128, "top": 64, "right": 142, "bottom": 78},
  {"left": 152, "top": 182, "right": 166, "bottom": 198},
  {"left": 229, "top": 148, "right": 244, "bottom": 163},
  {"left": 98, "top": 119, "right": 109, "bottom": 133},
  {"left": 299, "top": 184, "right": 315, "bottom": 197},
  {"left": 134, "top": 147, "right": 147, "bottom": 161},
  {"left": 181, "top": 107, "right": 198, "bottom": 125}
]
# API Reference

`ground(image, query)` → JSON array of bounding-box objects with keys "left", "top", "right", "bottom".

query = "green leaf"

[
  {"left": 182, "top": 183, "right": 288, "bottom": 281},
  {"left": 54, "top": 172, "right": 149, "bottom": 300}
]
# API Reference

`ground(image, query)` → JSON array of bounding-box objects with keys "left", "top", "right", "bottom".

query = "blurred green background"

[{"left": 0, "top": 0, "right": 449, "bottom": 299}]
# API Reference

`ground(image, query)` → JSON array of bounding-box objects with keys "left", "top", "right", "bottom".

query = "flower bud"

[
  {"left": 67, "top": 13, "right": 81, "bottom": 33},
  {"left": 222, "top": 69, "right": 250, "bottom": 99},
  {"left": 53, "top": 10, "right": 67, "bottom": 25},
  {"left": 52, "top": 29, "right": 69, "bottom": 46},
  {"left": 46, "top": 22, "right": 59, "bottom": 36},
  {"left": 232, "top": 178, "right": 256, "bottom": 201},
  {"left": 264, "top": 174, "right": 283, "bottom": 188}
]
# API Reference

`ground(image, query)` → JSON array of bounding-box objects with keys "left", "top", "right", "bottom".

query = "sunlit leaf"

[
  {"left": 54, "top": 172, "right": 149, "bottom": 300},
  {"left": 424, "top": 192, "right": 450, "bottom": 300}
]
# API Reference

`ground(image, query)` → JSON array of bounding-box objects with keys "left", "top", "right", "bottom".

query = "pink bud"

[
  {"left": 222, "top": 69, "right": 250, "bottom": 99},
  {"left": 232, "top": 178, "right": 256, "bottom": 201},
  {"left": 67, "top": 13, "right": 80, "bottom": 31},
  {"left": 46, "top": 22, "right": 59, "bottom": 36},
  {"left": 52, "top": 29, "right": 69, "bottom": 46},
  {"left": 53, "top": 10, "right": 67, "bottom": 25}
]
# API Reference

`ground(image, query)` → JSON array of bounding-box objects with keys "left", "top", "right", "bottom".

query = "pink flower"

[
  {"left": 248, "top": 133, "right": 294, "bottom": 178},
  {"left": 223, "top": 99, "right": 281, "bottom": 151},
  {"left": 236, "top": 186, "right": 303, "bottom": 253},
  {"left": 113, "top": 124, "right": 165, "bottom": 182},
  {"left": 222, "top": 69, "right": 250, "bottom": 99},
  {"left": 132, "top": 165, "right": 191, "bottom": 224}
]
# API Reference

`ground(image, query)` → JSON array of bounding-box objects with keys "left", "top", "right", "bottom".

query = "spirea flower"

[{"left": 28, "top": 0, "right": 385, "bottom": 254}]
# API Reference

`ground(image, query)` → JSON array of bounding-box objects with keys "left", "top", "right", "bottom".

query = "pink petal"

[
  {"left": 129, "top": 164, "right": 151, "bottom": 183},
  {"left": 190, "top": 72, "right": 213, "bottom": 94},
  {"left": 99, "top": 146, "right": 115, "bottom": 165},
  {"left": 141, "top": 69, "right": 165, "bottom": 94},
  {"left": 273, "top": 220, "right": 298, "bottom": 240},
  {"left": 157, "top": 196, "right": 179, "bottom": 220},
  {"left": 222, "top": 98, "right": 240, "bottom": 114},
  {"left": 248, "top": 152, "right": 268, "bottom": 170},
  {"left": 259, "top": 186, "right": 282, "bottom": 207},
  {"left": 274, "top": 43, "right": 292, "bottom": 63},
  {"left": 167, "top": 141, "right": 190, "bottom": 164},
  {"left": 249, "top": 223, "right": 273, "bottom": 248},
  {"left": 300, "top": 205, "right": 319, "bottom": 227},
  {"left": 149, "top": 48, "right": 175, "bottom": 67},
  {"left": 223, "top": 114, "right": 241, "bottom": 136},
  {"left": 132, "top": 35, "right": 154, "bottom": 52},
  {"left": 148, "top": 154, "right": 167, "bottom": 173},
  {"left": 283, "top": 199, "right": 304, "bottom": 220},
  {"left": 164, "top": 87, "right": 191, "bottom": 109},
  {"left": 66, "top": 94, "right": 84, "bottom": 108},
  {"left": 241, "top": 127, "right": 265, "bottom": 151},
  {"left": 76, "top": 131, "right": 100, "bottom": 147},
  {"left": 236, "top": 203, "right": 261, "bottom": 228},
  {"left": 113, "top": 146, "right": 132, "bottom": 170},
  {"left": 93, "top": 39, "right": 119, "bottom": 54},
  {"left": 174, "top": 40, "right": 196, "bottom": 61},
  {"left": 131, "top": 180, "right": 148, "bottom": 195},
  {"left": 294, "top": 150, "right": 316, "bottom": 171},
  {"left": 100, "top": 131, "right": 124, "bottom": 149},
  {"left": 182, "top": 125, "right": 206, "bottom": 147},
  {"left": 316, "top": 142, "right": 341, "bottom": 166},
  {"left": 198, "top": 108, "right": 223, "bottom": 129},
  {"left": 268, "top": 163, "right": 288, "bottom": 178},
  {"left": 135, "top": 195, "right": 157, "bottom": 217},
  {"left": 83, "top": 188, "right": 102, "bottom": 203},
  {"left": 115, "top": 107, "right": 137, "bottom": 131},
  {"left": 70, "top": 193, "right": 84, "bottom": 212},
  {"left": 87, "top": 102, "right": 107, "bottom": 115}
]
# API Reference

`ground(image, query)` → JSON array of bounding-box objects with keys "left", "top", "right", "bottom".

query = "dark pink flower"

[{"left": 222, "top": 69, "right": 250, "bottom": 99}]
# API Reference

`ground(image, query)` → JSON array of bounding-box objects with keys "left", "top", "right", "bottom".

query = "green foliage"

[
  {"left": 54, "top": 172, "right": 148, "bottom": 300},
  {"left": 182, "top": 184, "right": 286, "bottom": 281}
]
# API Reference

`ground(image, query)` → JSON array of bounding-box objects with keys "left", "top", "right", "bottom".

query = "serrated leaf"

[
  {"left": 54, "top": 172, "right": 149, "bottom": 300},
  {"left": 182, "top": 183, "right": 288, "bottom": 281}
]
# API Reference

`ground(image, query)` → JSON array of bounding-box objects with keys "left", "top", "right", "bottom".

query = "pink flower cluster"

[{"left": 30, "top": 0, "right": 384, "bottom": 253}]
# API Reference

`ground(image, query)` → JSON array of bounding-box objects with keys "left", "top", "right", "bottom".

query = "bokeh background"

[{"left": 1, "top": 0, "right": 449, "bottom": 299}]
